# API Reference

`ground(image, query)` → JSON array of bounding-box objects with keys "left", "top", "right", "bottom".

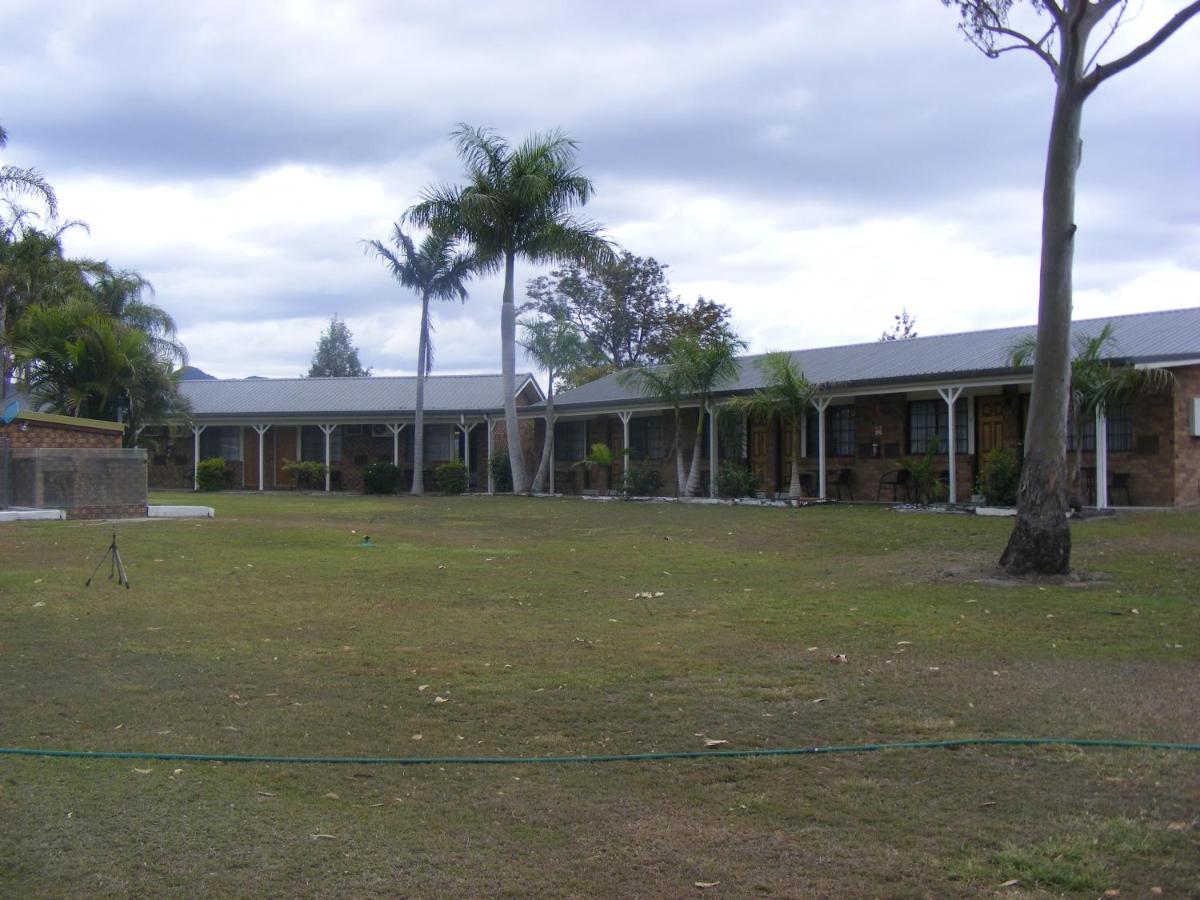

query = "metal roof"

[
  {"left": 547, "top": 306, "right": 1200, "bottom": 410},
  {"left": 181, "top": 373, "right": 540, "bottom": 419}
]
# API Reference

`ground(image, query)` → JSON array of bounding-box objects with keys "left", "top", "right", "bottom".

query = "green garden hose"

[{"left": 0, "top": 737, "right": 1196, "bottom": 767}]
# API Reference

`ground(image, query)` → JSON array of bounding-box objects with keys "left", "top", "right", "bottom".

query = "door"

[
  {"left": 750, "top": 420, "right": 771, "bottom": 489},
  {"left": 977, "top": 397, "right": 1005, "bottom": 457},
  {"left": 274, "top": 426, "right": 297, "bottom": 488},
  {"left": 243, "top": 427, "right": 259, "bottom": 488}
]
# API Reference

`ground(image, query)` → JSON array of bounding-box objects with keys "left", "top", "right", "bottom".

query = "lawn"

[{"left": 1, "top": 493, "right": 1197, "bottom": 897}]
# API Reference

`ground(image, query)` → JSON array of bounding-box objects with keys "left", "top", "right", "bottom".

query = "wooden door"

[
  {"left": 750, "top": 421, "right": 771, "bottom": 488},
  {"left": 274, "top": 427, "right": 297, "bottom": 488},
  {"left": 243, "top": 427, "right": 259, "bottom": 488},
  {"left": 977, "top": 397, "right": 1005, "bottom": 456}
]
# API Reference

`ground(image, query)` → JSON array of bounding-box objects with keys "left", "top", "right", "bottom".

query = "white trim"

[
  {"left": 937, "top": 386, "right": 963, "bottom": 503},
  {"left": 515, "top": 374, "right": 546, "bottom": 402},
  {"left": 1096, "top": 405, "right": 1109, "bottom": 509},
  {"left": 319, "top": 424, "right": 336, "bottom": 492},
  {"left": 253, "top": 424, "right": 270, "bottom": 492},
  {"left": 812, "top": 396, "right": 831, "bottom": 499}
]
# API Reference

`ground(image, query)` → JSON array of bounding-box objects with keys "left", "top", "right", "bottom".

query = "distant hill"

[{"left": 179, "top": 365, "right": 217, "bottom": 381}]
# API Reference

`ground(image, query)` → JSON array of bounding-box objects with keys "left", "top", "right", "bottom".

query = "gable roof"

[
  {"left": 180, "top": 373, "right": 541, "bottom": 419},
  {"left": 547, "top": 306, "right": 1200, "bottom": 410}
]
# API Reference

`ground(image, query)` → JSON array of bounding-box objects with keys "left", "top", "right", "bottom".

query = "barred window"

[
  {"left": 1077, "top": 403, "right": 1132, "bottom": 453},
  {"left": 828, "top": 406, "right": 856, "bottom": 457},
  {"left": 200, "top": 426, "right": 241, "bottom": 462},
  {"left": 554, "top": 420, "right": 586, "bottom": 461},
  {"left": 907, "top": 401, "right": 968, "bottom": 454},
  {"left": 629, "top": 417, "right": 664, "bottom": 459},
  {"left": 424, "top": 425, "right": 454, "bottom": 462},
  {"left": 301, "top": 426, "right": 342, "bottom": 462}
]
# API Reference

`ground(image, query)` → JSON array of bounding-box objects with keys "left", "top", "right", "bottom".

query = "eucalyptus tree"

[
  {"left": 405, "top": 125, "right": 611, "bottom": 493},
  {"left": 725, "top": 352, "right": 815, "bottom": 501},
  {"left": 519, "top": 316, "right": 585, "bottom": 493},
  {"left": 669, "top": 332, "right": 745, "bottom": 496},
  {"left": 943, "top": 0, "right": 1200, "bottom": 574},
  {"left": 1010, "top": 322, "right": 1174, "bottom": 505},
  {"left": 367, "top": 224, "right": 475, "bottom": 495}
]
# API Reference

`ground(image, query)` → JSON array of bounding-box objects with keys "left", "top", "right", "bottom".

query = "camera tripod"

[{"left": 85, "top": 531, "right": 131, "bottom": 589}]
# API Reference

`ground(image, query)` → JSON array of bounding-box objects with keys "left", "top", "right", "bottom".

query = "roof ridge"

[{"left": 193, "top": 372, "right": 525, "bottom": 384}]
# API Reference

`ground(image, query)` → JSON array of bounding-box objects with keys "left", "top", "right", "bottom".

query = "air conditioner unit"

[{"left": 1190, "top": 397, "right": 1200, "bottom": 437}]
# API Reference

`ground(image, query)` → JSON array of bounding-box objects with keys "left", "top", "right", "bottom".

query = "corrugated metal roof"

[
  {"left": 181, "top": 373, "right": 538, "bottom": 418},
  {"left": 548, "top": 306, "right": 1200, "bottom": 409}
]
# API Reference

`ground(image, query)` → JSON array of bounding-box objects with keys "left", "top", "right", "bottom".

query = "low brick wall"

[{"left": 11, "top": 448, "right": 148, "bottom": 519}]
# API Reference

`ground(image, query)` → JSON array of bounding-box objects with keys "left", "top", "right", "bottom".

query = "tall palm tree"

[
  {"left": 89, "top": 268, "right": 187, "bottom": 366},
  {"left": 366, "top": 224, "right": 475, "bottom": 495},
  {"left": 618, "top": 361, "right": 689, "bottom": 495},
  {"left": 405, "top": 125, "right": 612, "bottom": 493},
  {"left": 1011, "top": 322, "right": 1174, "bottom": 505},
  {"left": 0, "top": 125, "right": 58, "bottom": 223},
  {"left": 519, "top": 316, "right": 584, "bottom": 493},
  {"left": 669, "top": 332, "right": 745, "bottom": 496},
  {"left": 726, "top": 352, "right": 815, "bottom": 501}
]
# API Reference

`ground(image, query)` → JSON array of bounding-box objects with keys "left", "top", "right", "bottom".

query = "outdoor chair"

[
  {"left": 832, "top": 467, "right": 854, "bottom": 500},
  {"left": 1110, "top": 472, "right": 1133, "bottom": 506},
  {"left": 877, "top": 468, "right": 912, "bottom": 502}
]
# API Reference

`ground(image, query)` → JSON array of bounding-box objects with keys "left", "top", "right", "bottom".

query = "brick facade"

[{"left": 0, "top": 413, "right": 124, "bottom": 450}]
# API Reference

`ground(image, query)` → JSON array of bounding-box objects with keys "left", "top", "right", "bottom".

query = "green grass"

[{"left": 1, "top": 494, "right": 1197, "bottom": 897}]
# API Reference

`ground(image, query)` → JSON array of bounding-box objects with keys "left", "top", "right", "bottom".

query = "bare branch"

[
  {"left": 1085, "top": 0, "right": 1128, "bottom": 72},
  {"left": 1034, "top": 0, "right": 1067, "bottom": 27},
  {"left": 990, "top": 24, "right": 1060, "bottom": 72},
  {"left": 1081, "top": 0, "right": 1200, "bottom": 96}
]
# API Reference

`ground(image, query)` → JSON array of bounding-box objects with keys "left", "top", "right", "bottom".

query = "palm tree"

[
  {"left": 0, "top": 125, "right": 58, "bottom": 223},
  {"left": 366, "top": 224, "right": 475, "bottom": 495},
  {"left": 725, "top": 352, "right": 815, "bottom": 501},
  {"left": 1011, "top": 322, "right": 1174, "bottom": 505},
  {"left": 519, "top": 316, "right": 584, "bottom": 493},
  {"left": 89, "top": 268, "right": 188, "bottom": 366},
  {"left": 669, "top": 332, "right": 745, "bottom": 496},
  {"left": 618, "top": 361, "right": 688, "bottom": 495},
  {"left": 405, "top": 125, "right": 612, "bottom": 493}
]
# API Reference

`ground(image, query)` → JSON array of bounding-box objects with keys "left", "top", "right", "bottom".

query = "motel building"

[{"left": 149, "top": 307, "right": 1200, "bottom": 508}]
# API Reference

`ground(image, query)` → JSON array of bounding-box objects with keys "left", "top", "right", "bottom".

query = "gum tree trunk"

[
  {"left": 685, "top": 411, "right": 704, "bottom": 497},
  {"left": 531, "top": 375, "right": 554, "bottom": 494},
  {"left": 789, "top": 420, "right": 803, "bottom": 501},
  {"left": 501, "top": 250, "right": 530, "bottom": 493},
  {"left": 1001, "top": 64, "right": 1085, "bottom": 575}
]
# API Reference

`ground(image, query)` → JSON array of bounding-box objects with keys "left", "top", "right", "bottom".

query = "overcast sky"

[{"left": 3, "top": 0, "right": 1197, "bottom": 380}]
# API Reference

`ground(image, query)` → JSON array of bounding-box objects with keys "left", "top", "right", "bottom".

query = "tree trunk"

[
  {"left": 789, "top": 420, "right": 803, "bottom": 501},
  {"left": 532, "top": 376, "right": 554, "bottom": 494},
  {"left": 411, "top": 296, "right": 430, "bottom": 495},
  {"left": 1001, "top": 68, "right": 1085, "bottom": 575},
  {"left": 684, "top": 408, "right": 703, "bottom": 496},
  {"left": 673, "top": 407, "right": 685, "bottom": 496},
  {"left": 501, "top": 251, "right": 530, "bottom": 493}
]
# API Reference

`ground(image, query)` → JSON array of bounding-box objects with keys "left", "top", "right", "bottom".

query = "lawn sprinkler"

[
  {"left": 360, "top": 535, "right": 375, "bottom": 549},
  {"left": 85, "top": 531, "right": 131, "bottom": 589}
]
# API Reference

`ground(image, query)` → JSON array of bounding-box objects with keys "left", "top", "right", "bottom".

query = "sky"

[{"left": 2, "top": 0, "right": 1198, "bottom": 380}]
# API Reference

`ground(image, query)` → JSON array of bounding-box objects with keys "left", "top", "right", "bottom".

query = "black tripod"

[{"left": 85, "top": 531, "right": 131, "bottom": 589}]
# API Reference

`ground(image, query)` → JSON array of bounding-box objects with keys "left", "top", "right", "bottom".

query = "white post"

[
  {"left": 253, "top": 424, "right": 270, "bottom": 492},
  {"left": 192, "top": 425, "right": 206, "bottom": 491},
  {"left": 458, "top": 419, "right": 478, "bottom": 491},
  {"left": 937, "top": 386, "right": 963, "bottom": 504},
  {"left": 618, "top": 411, "right": 632, "bottom": 492},
  {"left": 707, "top": 403, "right": 718, "bottom": 498},
  {"left": 386, "top": 423, "right": 405, "bottom": 467},
  {"left": 485, "top": 416, "right": 494, "bottom": 493},
  {"left": 319, "top": 424, "right": 336, "bottom": 493},
  {"left": 1096, "top": 404, "right": 1109, "bottom": 508},
  {"left": 812, "top": 397, "right": 830, "bottom": 499}
]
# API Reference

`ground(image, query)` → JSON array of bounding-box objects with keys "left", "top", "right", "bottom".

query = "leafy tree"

[
  {"left": 366, "top": 225, "right": 474, "bottom": 495},
  {"left": 1010, "top": 322, "right": 1173, "bottom": 506},
  {"left": 943, "top": 0, "right": 1200, "bottom": 574},
  {"left": 0, "top": 124, "right": 57, "bottom": 224},
  {"left": 879, "top": 308, "right": 918, "bottom": 341},
  {"left": 670, "top": 332, "right": 746, "bottom": 496},
  {"left": 618, "top": 358, "right": 689, "bottom": 495},
  {"left": 306, "top": 314, "right": 371, "bottom": 378},
  {"left": 524, "top": 251, "right": 735, "bottom": 386},
  {"left": 725, "top": 352, "right": 816, "bottom": 501},
  {"left": 406, "top": 124, "right": 612, "bottom": 493},
  {"left": 519, "top": 316, "right": 585, "bottom": 493},
  {"left": 90, "top": 269, "right": 187, "bottom": 366}
]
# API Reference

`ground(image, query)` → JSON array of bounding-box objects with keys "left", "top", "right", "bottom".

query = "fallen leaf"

[
  {"left": 32, "top": 601, "right": 45, "bottom": 608},
  {"left": 830, "top": 653, "right": 848, "bottom": 664},
  {"left": 418, "top": 685, "right": 430, "bottom": 691},
  {"left": 695, "top": 882, "right": 720, "bottom": 889},
  {"left": 1167, "top": 821, "right": 1187, "bottom": 831},
  {"left": 257, "top": 791, "right": 276, "bottom": 797},
  {"left": 433, "top": 696, "right": 449, "bottom": 704},
  {"left": 411, "top": 734, "right": 423, "bottom": 741},
  {"left": 704, "top": 739, "right": 729, "bottom": 748},
  {"left": 133, "top": 768, "right": 153, "bottom": 775},
  {"left": 998, "top": 879, "right": 1020, "bottom": 888},
  {"left": 173, "top": 768, "right": 183, "bottom": 775},
  {"left": 310, "top": 834, "right": 336, "bottom": 840},
  {"left": 324, "top": 792, "right": 340, "bottom": 800},
  {"left": 812, "top": 698, "right": 826, "bottom": 704}
]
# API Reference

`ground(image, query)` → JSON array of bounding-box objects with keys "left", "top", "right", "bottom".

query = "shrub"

[
  {"left": 585, "top": 443, "right": 613, "bottom": 468},
  {"left": 281, "top": 459, "right": 328, "bottom": 490},
  {"left": 621, "top": 465, "right": 663, "bottom": 498},
  {"left": 435, "top": 460, "right": 469, "bottom": 494},
  {"left": 715, "top": 465, "right": 759, "bottom": 499},
  {"left": 488, "top": 452, "right": 513, "bottom": 493},
  {"left": 900, "top": 439, "right": 943, "bottom": 505},
  {"left": 979, "top": 447, "right": 1021, "bottom": 506},
  {"left": 362, "top": 462, "right": 401, "bottom": 495},
  {"left": 196, "top": 457, "right": 226, "bottom": 492}
]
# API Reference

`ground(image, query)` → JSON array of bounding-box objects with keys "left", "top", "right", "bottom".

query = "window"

[
  {"left": 628, "top": 417, "right": 665, "bottom": 459},
  {"left": 300, "top": 426, "right": 342, "bottom": 462},
  {"left": 828, "top": 406, "right": 856, "bottom": 457},
  {"left": 1075, "top": 403, "right": 1132, "bottom": 453},
  {"left": 425, "top": 425, "right": 454, "bottom": 462},
  {"left": 907, "top": 401, "right": 967, "bottom": 454},
  {"left": 554, "top": 420, "right": 586, "bottom": 461},
  {"left": 199, "top": 426, "right": 240, "bottom": 462}
]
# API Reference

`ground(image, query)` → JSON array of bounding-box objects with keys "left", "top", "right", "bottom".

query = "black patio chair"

[
  {"left": 832, "top": 467, "right": 854, "bottom": 500},
  {"left": 877, "top": 468, "right": 912, "bottom": 502},
  {"left": 1109, "top": 472, "right": 1133, "bottom": 506}
]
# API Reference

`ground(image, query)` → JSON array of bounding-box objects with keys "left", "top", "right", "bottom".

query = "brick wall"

[
  {"left": 0, "top": 416, "right": 123, "bottom": 450},
  {"left": 11, "top": 448, "right": 148, "bottom": 518},
  {"left": 1172, "top": 364, "right": 1200, "bottom": 507}
]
